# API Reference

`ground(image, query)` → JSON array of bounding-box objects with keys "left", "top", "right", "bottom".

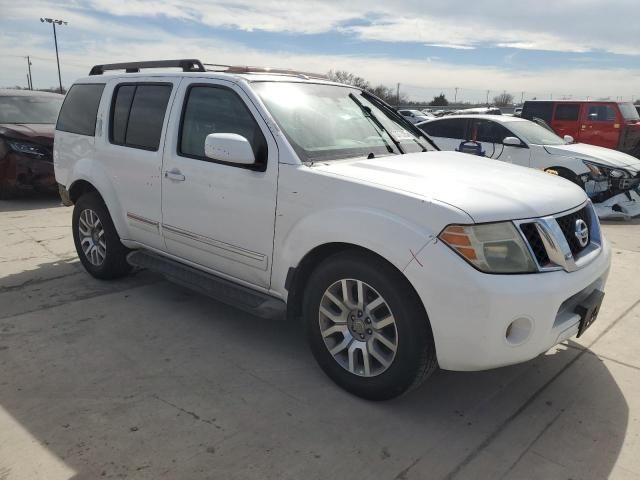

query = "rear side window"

[
  {"left": 554, "top": 104, "right": 580, "bottom": 121},
  {"left": 587, "top": 105, "right": 616, "bottom": 122},
  {"left": 56, "top": 84, "right": 105, "bottom": 136},
  {"left": 420, "top": 118, "right": 466, "bottom": 139},
  {"left": 521, "top": 102, "right": 553, "bottom": 123},
  {"left": 179, "top": 85, "right": 267, "bottom": 169},
  {"left": 110, "top": 83, "right": 172, "bottom": 151}
]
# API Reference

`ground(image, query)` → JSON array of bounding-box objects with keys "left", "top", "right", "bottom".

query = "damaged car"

[
  {"left": 0, "top": 89, "right": 64, "bottom": 198},
  {"left": 417, "top": 114, "right": 640, "bottom": 219}
]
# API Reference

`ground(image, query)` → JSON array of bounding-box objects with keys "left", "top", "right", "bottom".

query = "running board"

[{"left": 127, "top": 250, "right": 286, "bottom": 319}]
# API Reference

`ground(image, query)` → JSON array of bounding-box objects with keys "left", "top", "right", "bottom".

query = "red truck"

[{"left": 522, "top": 100, "right": 640, "bottom": 157}]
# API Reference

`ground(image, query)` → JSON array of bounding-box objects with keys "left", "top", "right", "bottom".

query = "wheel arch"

[
  {"left": 67, "top": 176, "right": 129, "bottom": 239},
  {"left": 285, "top": 242, "right": 430, "bottom": 332}
]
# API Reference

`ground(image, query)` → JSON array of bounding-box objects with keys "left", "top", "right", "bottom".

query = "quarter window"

[
  {"left": 179, "top": 85, "right": 267, "bottom": 169},
  {"left": 56, "top": 84, "right": 105, "bottom": 136},
  {"left": 110, "top": 84, "right": 172, "bottom": 151},
  {"left": 554, "top": 104, "right": 580, "bottom": 121},
  {"left": 587, "top": 105, "right": 617, "bottom": 122}
]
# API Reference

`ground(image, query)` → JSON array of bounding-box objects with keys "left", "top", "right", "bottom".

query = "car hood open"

[
  {"left": 544, "top": 143, "right": 640, "bottom": 173},
  {"left": 313, "top": 151, "right": 587, "bottom": 223}
]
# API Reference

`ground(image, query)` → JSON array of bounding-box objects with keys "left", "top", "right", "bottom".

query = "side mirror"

[
  {"left": 204, "top": 133, "right": 255, "bottom": 165},
  {"left": 564, "top": 135, "right": 574, "bottom": 144},
  {"left": 503, "top": 136, "right": 524, "bottom": 147}
]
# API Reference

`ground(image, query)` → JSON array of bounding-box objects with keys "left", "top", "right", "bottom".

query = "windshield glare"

[
  {"left": 618, "top": 103, "right": 640, "bottom": 121},
  {"left": 0, "top": 95, "right": 63, "bottom": 124},
  {"left": 509, "top": 120, "right": 566, "bottom": 146},
  {"left": 252, "top": 82, "right": 432, "bottom": 163}
]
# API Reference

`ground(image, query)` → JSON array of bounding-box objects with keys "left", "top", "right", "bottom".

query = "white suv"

[{"left": 54, "top": 59, "right": 611, "bottom": 400}]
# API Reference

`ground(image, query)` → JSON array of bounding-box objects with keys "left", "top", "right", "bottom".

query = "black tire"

[
  {"left": 303, "top": 250, "right": 437, "bottom": 400},
  {"left": 72, "top": 191, "right": 131, "bottom": 280}
]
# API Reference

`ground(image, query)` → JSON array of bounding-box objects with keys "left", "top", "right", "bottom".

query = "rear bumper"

[{"left": 404, "top": 239, "right": 611, "bottom": 371}]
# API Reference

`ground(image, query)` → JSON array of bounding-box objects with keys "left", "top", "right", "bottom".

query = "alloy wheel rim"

[
  {"left": 319, "top": 279, "right": 398, "bottom": 377},
  {"left": 78, "top": 208, "right": 106, "bottom": 266}
]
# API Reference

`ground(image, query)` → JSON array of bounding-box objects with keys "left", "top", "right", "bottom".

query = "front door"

[
  {"left": 470, "top": 119, "right": 531, "bottom": 166},
  {"left": 161, "top": 79, "right": 279, "bottom": 288},
  {"left": 579, "top": 103, "right": 620, "bottom": 149}
]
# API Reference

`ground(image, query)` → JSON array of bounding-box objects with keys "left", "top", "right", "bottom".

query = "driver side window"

[
  {"left": 179, "top": 85, "right": 268, "bottom": 168},
  {"left": 472, "top": 119, "right": 512, "bottom": 144}
]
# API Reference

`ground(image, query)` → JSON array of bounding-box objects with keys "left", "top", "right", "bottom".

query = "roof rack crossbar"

[
  {"left": 201, "top": 63, "right": 328, "bottom": 80},
  {"left": 89, "top": 59, "right": 206, "bottom": 76}
]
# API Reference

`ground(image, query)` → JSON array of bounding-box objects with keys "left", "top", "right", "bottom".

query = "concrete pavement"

[{"left": 1, "top": 195, "right": 639, "bottom": 480}]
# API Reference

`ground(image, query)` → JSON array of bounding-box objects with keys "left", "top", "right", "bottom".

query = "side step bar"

[{"left": 127, "top": 250, "right": 286, "bottom": 319}]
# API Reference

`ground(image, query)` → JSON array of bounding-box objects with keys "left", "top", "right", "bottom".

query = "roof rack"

[
  {"left": 89, "top": 59, "right": 205, "bottom": 76},
  {"left": 202, "top": 63, "right": 328, "bottom": 80},
  {"left": 88, "top": 59, "right": 329, "bottom": 80}
]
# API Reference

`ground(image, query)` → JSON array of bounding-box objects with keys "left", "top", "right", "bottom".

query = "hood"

[
  {"left": 545, "top": 143, "right": 640, "bottom": 173},
  {"left": 0, "top": 123, "right": 55, "bottom": 147},
  {"left": 313, "top": 152, "right": 587, "bottom": 223}
]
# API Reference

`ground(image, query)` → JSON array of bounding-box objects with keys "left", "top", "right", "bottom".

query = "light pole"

[
  {"left": 40, "top": 17, "right": 68, "bottom": 93},
  {"left": 25, "top": 56, "right": 33, "bottom": 89}
]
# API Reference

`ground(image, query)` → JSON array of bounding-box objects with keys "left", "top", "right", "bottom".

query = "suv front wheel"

[
  {"left": 303, "top": 251, "right": 437, "bottom": 400},
  {"left": 72, "top": 191, "right": 131, "bottom": 280}
]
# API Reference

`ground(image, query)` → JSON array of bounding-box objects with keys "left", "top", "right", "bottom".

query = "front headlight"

[
  {"left": 7, "top": 141, "right": 48, "bottom": 157},
  {"left": 439, "top": 222, "right": 537, "bottom": 273}
]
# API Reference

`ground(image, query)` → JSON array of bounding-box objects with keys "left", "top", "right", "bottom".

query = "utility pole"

[
  {"left": 40, "top": 18, "right": 68, "bottom": 93},
  {"left": 520, "top": 91, "right": 524, "bottom": 104},
  {"left": 25, "top": 56, "right": 33, "bottom": 89},
  {"left": 396, "top": 83, "right": 400, "bottom": 107},
  {"left": 486, "top": 90, "right": 490, "bottom": 106},
  {"left": 454, "top": 87, "right": 458, "bottom": 104}
]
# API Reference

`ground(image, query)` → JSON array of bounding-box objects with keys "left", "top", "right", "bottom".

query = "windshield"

[
  {"left": 0, "top": 95, "right": 63, "bottom": 124},
  {"left": 618, "top": 102, "right": 640, "bottom": 121},
  {"left": 252, "top": 82, "right": 433, "bottom": 163},
  {"left": 508, "top": 120, "right": 566, "bottom": 146}
]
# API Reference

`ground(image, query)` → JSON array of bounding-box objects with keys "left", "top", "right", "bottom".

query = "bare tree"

[
  {"left": 493, "top": 91, "right": 514, "bottom": 106},
  {"left": 326, "top": 70, "right": 370, "bottom": 90}
]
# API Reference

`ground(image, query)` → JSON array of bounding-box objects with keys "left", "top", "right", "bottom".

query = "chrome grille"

[
  {"left": 516, "top": 202, "right": 602, "bottom": 273},
  {"left": 555, "top": 206, "right": 591, "bottom": 255}
]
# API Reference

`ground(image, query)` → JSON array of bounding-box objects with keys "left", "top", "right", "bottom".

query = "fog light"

[{"left": 505, "top": 317, "right": 532, "bottom": 345}]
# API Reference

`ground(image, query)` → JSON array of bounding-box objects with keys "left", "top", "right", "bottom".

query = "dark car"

[{"left": 0, "top": 89, "right": 64, "bottom": 198}]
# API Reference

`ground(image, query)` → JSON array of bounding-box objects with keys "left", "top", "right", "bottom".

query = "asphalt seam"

[{"left": 435, "top": 295, "right": 640, "bottom": 480}]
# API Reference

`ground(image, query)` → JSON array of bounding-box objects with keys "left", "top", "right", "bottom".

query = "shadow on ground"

[
  {"left": 0, "top": 259, "right": 630, "bottom": 479},
  {"left": 0, "top": 191, "right": 61, "bottom": 213}
]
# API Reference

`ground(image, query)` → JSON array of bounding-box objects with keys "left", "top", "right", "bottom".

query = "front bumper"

[
  {"left": 0, "top": 152, "right": 56, "bottom": 191},
  {"left": 404, "top": 238, "right": 611, "bottom": 371}
]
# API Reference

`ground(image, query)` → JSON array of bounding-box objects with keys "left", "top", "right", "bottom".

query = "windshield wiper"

[
  {"left": 349, "top": 93, "right": 401, "bottom": 154},
  {"left": 361, "top": 91, "right": 438, "bottom": 152}
]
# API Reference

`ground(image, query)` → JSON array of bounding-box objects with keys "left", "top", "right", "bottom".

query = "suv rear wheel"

[
  {"left": 72, "top": 191, "right": 131, "bottom": 280},
  {"left": 303, "top": 251, "right": 437, "bottom": 400}
]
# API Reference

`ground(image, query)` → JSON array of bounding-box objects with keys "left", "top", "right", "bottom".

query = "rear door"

[
  {"left": 95, "top": 78, "right": 179, "bottom": 251},
  {"left": 579, "top": 103, "right": 620, "bottom": 149},
  {"left": 418, "top": 118, "right": 468, "bottom": 151},
  {"left": 551, "top": 103, "right": 581, "bottom": 140},
  {"left": 160, "top": 79, "right": 278, "bottom": 288}
]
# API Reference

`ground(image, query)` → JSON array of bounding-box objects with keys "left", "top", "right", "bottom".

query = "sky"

[{"left": 1, "top": 0, "right": 639, "bottom": 103}]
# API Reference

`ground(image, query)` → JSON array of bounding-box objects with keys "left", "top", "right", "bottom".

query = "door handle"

[{"left": 165, "top": 169, "right": 185, "bottom": 182}]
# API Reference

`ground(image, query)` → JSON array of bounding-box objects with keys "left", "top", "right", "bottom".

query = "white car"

[
  {"left": 54, "top": 59, "right": 610, "bottom": 400},
  {"left": 398, "top": 109, "right": 433, "bottom": 124},
  {"left": 418, "top": 115, "right": 640, "bottom": 219}
]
